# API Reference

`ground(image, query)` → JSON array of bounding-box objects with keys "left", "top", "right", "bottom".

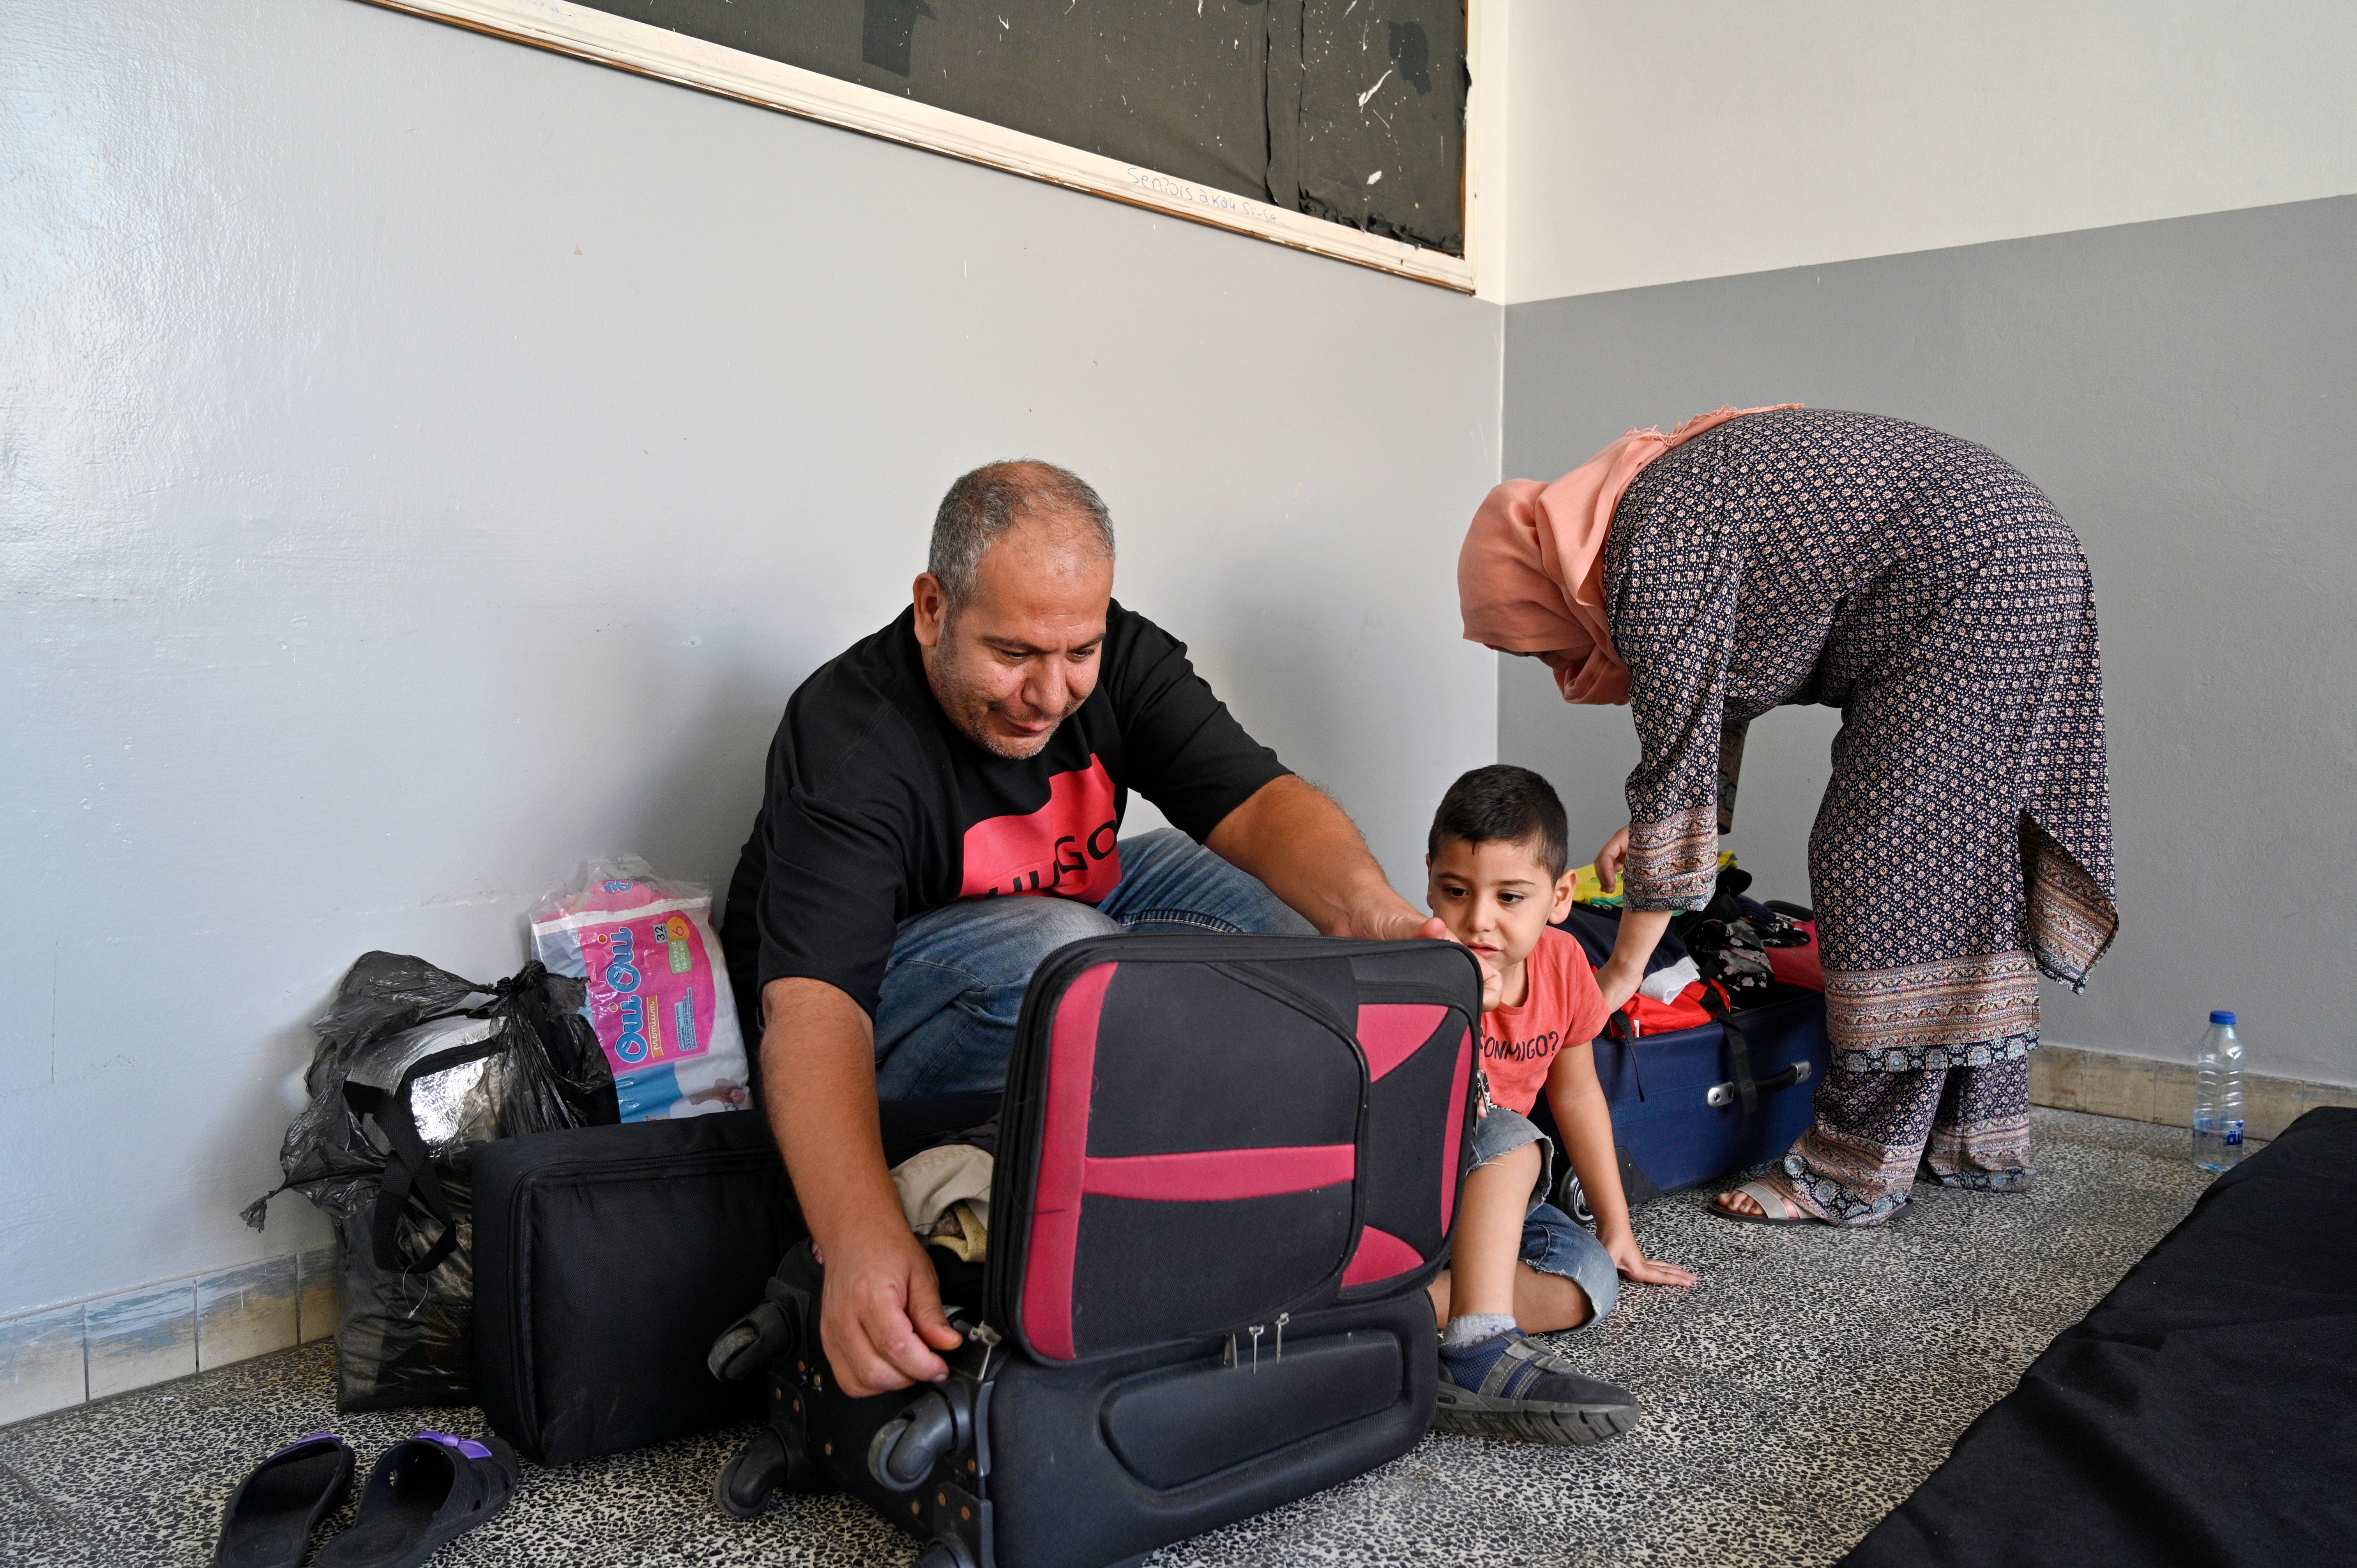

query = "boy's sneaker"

[{"left": 1434, "top": 1328, "right": 1641, "bottom": 1446}]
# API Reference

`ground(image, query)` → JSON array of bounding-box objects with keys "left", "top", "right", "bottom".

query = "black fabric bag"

[
  {"left": 472, "top": 1110, "right": 802, "bottom": 1465},
  {"left": 1839, "top": 1107, "right": 2357, "bottom": 1568},
  {"left": 710, "top": 933, "right": 1481, "bottom": 1568}
]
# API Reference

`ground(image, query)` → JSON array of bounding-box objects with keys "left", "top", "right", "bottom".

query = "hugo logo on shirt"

[{"left": 959, "top": 758, "right": 1123, "bottom": 902}]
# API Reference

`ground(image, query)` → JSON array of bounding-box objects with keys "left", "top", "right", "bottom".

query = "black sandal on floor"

[
  {"left": 212, "top": 1434, "right": 356, "bottom": 1568},
  {"left": 313, "top": 1432, "right": 517, "bottom": 1568}
]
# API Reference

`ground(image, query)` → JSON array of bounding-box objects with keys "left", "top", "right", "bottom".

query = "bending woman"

[{"left": 1459, "top": 406, "right": 2117, "bottom": 1227}]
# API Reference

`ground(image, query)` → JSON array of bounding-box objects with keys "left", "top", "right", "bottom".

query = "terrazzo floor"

[{"left": 2, "top": 1109, "right": 2221, "bottom": 1568}]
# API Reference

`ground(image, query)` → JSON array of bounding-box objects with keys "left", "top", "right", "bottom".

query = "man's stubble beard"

[{"left": 928, "top": 639, "right": 1074, "bottom": 761}]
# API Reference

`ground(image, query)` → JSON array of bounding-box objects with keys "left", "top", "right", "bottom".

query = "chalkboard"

[
  {"left": 368, "top": 0, "right": 1470, "bottom": 277},
  {"left": 574, "top": 0, "right": 1463, "bottom": 253}
]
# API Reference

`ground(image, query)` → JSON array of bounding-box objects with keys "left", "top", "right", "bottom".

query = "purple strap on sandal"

[{"left": 417, "top": 1431, "right": 495, "bottom": 1462}]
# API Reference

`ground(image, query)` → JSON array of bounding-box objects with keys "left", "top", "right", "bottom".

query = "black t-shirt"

[{"left": 721, "top": 602, "right": 1290, "bottom": 1018}]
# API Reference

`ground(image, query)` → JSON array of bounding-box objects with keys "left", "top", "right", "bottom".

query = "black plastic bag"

[{"left": 244, "top": 952, "right": 617, "bottom": 1409}]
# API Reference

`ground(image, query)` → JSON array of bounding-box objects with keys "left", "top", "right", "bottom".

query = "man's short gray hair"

[{"left": 929, "top": 461, "right": 1115, "bottom": 612}]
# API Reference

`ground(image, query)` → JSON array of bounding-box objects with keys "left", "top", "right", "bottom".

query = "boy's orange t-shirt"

[{"left": 1478, "top": 926, "right": 1611, "bottom": 1115}]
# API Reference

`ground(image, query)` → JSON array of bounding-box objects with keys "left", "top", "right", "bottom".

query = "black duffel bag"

[
  {"left": 470, "top": 1093, "right": 1006, "bottom": 1466},
  {"left": 471, "top": 1111, "right": 801, "bottom": 1466}
]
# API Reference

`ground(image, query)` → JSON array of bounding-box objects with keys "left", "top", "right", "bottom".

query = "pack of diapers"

[{"left": 529, "top": 857, "right": 751, "bottom": 1123}]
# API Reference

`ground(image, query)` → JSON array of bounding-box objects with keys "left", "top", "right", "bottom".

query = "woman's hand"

[
  {"left": 1605, "top": 1230, "right": 1698, "bottom": 1288},
  {"left": 1593, "top": 824, "right": 1632, "bottom": 895},
  {"left": 1594, "top": 955, "right": 1644, "bottom": 1016}
]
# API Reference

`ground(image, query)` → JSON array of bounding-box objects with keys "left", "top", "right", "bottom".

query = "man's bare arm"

[
  {"left": 760, "top": 976, "right": 964, "bottom": 1397},
  {"left": 1206, "top": 774, "right": 1444, "bottom": 943}
]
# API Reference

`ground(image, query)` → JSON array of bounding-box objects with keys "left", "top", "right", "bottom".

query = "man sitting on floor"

[{"left": 720, "top": 459, "right": 1448, "bottom": 1398}]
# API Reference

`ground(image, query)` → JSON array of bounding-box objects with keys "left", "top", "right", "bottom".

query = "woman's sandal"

[
  {"left": 313, "top": 1432, "right": 518, "bottom": 1568},
  {"left": 212, "top": 1434, "right": 356, "bottom": 1568},
  {"left": 1712, "top": 1180, "right": 1823, "bottom": 1227}
]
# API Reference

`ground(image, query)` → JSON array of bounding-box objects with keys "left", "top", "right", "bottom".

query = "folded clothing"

[
  {"left": 1615, "top": 985, "right": 1716, "bottom": 1036},
  {"left": 1766, "top": 919, "right": 1824, "bottom": 991},
  {"left": 891, "top": 1141, "right": 993, "bottom": 1262},
  {"left": 1637, "top": 956, "right": 1702, "bottom": 1003}
]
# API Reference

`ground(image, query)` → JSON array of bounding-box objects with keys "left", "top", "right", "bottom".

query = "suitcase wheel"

[
  {"left": 866, "top": 1387, "right": 964, "bottom": 1491},
  {"left": 714, "top": 1427, "right": 792, "bottom": 1518},
  {"left": 1553, "top": 1167, "right": 1596, "bottom": 1227},
  {"left": 714, "top": 1397, "right": 825, "bottom": 1517},
  {"left": 912, "top": 1536, "right": 981, "bottom": 1568},
  {"left": 708, "top": 1298, "right": 795, "bottom": 1383},
  {"left": 711, "top": 1240, "right": 820, "bottom": 1384}
]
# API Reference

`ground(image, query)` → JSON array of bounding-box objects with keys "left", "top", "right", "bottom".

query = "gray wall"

[
  {"left": 0, "top": 0, "right": 1500, "bottom": 1317},
  {"left": 1500, "top": 194, "right": 2357, "bottom": 1086}
]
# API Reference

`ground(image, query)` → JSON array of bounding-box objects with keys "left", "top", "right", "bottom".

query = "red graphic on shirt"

[{"left": 959, "top": 758, "right": 1123, "bottom": 902}]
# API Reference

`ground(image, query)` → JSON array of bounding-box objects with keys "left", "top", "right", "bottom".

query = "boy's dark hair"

[{"left": 1427, "top": 764, "right": 1570, "bottom": 880}]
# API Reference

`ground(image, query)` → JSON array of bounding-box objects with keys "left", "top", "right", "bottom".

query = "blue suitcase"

[{"left": 1535, "top": 987, "right": 1830, "bottom": 1195}]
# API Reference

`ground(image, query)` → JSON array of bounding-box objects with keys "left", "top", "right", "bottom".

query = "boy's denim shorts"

[{"left": 1467, "top": 1106, "right": 1621, "bottom": 1326}]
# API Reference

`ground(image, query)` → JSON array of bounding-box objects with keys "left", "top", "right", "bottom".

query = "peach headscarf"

[{"left": 1457, "top": 405, "right": 1803, "bottom": 705}]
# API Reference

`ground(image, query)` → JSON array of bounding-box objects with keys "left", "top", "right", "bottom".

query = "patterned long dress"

[{"left": 1605, "top": 408, "right": 2117, "bottom": 1225}]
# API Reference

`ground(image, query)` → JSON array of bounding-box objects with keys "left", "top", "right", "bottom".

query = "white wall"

[
  {"left": 0, "top": 0, "right": 1502, "bottom": 1318},
  {"left": 1486, "top": 0, "right": 2357, "bottom": 304}
]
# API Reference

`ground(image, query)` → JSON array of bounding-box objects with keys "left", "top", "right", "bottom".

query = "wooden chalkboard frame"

[{"left": 359, "top": 0, "right": 1479, "bottom": 291}]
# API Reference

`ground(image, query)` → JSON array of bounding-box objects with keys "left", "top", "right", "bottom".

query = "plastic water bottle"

[{"left": 2191, "top": 1010, "right": 2246, "bottom": 1171}]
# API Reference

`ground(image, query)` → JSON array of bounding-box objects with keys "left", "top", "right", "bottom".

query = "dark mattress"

[{"left": 1840, "top": 1106, "right": 2357, "bottom": 1568}]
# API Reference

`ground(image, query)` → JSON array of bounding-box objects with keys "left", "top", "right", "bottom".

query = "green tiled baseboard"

[
  {"left": 1, "top": 1248, "right": 338, "bottom": 1428},
  {"left": 2032, "top": 1044, "right": 2355, "bottom": 1142},
  {"left": 0, "top": 1305, "right": 86, "bottom": 1427}
]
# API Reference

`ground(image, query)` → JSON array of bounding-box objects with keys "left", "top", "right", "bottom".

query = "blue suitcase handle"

[{"left": 1705, "top": 1058, "right": 1811, "bottom": 1108}]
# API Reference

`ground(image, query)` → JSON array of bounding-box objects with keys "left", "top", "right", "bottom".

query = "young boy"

[{"left": 1424, "top": 765, "right": 1698, "bottom": 1445}]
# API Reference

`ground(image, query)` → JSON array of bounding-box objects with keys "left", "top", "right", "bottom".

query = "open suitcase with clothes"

[
  {"left": 1574, "top": 987, "right": 1830, "bottom": 1194},
  {"left": 1544, "top": 871, "right": 1831, "bottom": 1197},
  {"left": 708, "top": 932, "right": 1482, "bottom": 1568}
]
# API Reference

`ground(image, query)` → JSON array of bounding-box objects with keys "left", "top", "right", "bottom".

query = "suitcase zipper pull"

[
  {"left": 1247, "top": 1324, "right": 1264, "bottom": 1372},
  {"left": 968, "top": 1321, "right": 1002, "bottom": 1381},
  {"left": 1222, "top": 1333, "right": 1237, "bottom": 1368},
  {"left": 1273, "top": 1312, "right": 1288, "bottom": 1363}
]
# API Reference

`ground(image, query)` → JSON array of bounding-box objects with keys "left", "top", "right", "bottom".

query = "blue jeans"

[
  {"left": 872, "top": 828, "right": 1314, "bottom": 1100},
  {"left": 1468, "top": 1105, "right": 1622, "bottom": 1326}
]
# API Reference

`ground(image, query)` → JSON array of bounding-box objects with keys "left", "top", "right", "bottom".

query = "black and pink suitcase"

[{"left": 709, "top": 932, "right": 1482, "bottom": 1568}]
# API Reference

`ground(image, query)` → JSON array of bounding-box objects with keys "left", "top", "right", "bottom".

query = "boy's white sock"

[{"left": 1440, "top": 1312, "right": 1516, "bottom": 1350}]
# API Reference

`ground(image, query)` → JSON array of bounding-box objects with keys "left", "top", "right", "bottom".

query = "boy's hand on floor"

[{"left": 1606, "top": 1233, "right": 1699, "bottom": 1289}]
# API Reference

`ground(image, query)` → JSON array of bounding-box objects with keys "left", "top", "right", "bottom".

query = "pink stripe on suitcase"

[
  {"left": 1021, "top": 960, "right": 1117, "bottom": 1360},
  {"left": 1082, "top": 1145, "right": 1355, "bottom": 1201},
  {"left": 1440, "top": 1026, "right": 1472, "bottom": 1229},
  {"left": 1356, "top": 1003, "right": 1450, "bottom": 1081},
  {"left": 1340, "top": 1224, "right": 1424, "bottom": 1286}
]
